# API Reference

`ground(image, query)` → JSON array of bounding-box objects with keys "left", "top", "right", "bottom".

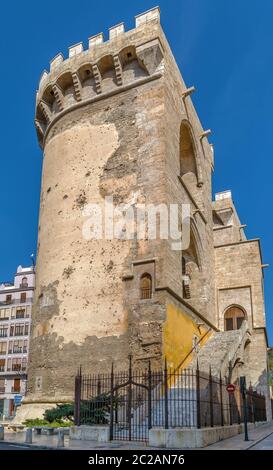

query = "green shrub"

[
  {"left": 23, "top": 418, "right": 72, "bottom": 428},
  {"left": 44, "top": 403, "right": 74, "bottom": 423},
  {"left": 23, "top": 418, "right": 49, "bottom": 427},
  {"left": 24, "top": 393, "right": 115, "bottom": 428}
]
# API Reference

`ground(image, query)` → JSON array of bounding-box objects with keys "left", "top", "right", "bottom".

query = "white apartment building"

[{"left": 0, "top": 265, "right": 35, "bottom": 418}]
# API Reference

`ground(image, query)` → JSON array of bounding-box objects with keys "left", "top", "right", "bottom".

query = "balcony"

[
  {"left": 0, "top": 317, "right": 9, "bottom": 322},
  {"left": 15, "top": 313, "right": 25, "bottom": 319},
  {"left": 0, "top": 351, "right": 7, "bottom": 356},
  {"left": 0, "top": 332, "right": 8, "bottom": 338},
  {"left": 8, "top": 348, "right": 27, "bottom": 354},
  {"left": 11, "top": 387, "right": 21, "bottom": 393},
  {"left": 13, "top": 348, "right": 23, "bottom": 354},
  {"left": 0, "top": 366, "right": 5, "bottom": 372},
  {"left": 0, "top": 387, "right": 5, "bottom": 393},
  {"left": 0, "top": 298, "right": 33, "bottom": 306},
  {"left": 9, "top": 365, "right": 27, "bottom": 372}
]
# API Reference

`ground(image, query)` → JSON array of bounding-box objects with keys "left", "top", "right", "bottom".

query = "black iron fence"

[{"left": 74, "top": 359, "right": 267, "bottom": 442}]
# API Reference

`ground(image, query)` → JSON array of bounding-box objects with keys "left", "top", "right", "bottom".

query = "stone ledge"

[
  {"left": 70, "top": 425, "right": 110, "bottom": 442},
  {"left": 149, "top": 423, "right": 267, "bottom": 448}
]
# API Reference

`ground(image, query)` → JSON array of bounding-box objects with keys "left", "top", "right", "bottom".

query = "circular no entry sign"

[{"left": 226, "top": 383, "right": 236, "bottom": 394}]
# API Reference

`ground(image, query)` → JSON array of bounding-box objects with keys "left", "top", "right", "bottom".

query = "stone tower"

[{"left": 23, "top": 8, "right": 224, "bottom": 417}]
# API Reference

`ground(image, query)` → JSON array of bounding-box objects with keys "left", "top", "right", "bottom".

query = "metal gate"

[
  {"left": 74, "top": 358, "right": 267, "bottom": 442},
  {"left": 110, "top": 356, "right": 151, "bottom": 441}
]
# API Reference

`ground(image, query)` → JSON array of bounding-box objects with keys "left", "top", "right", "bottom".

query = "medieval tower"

[{"left": 21, "top": 8, "right": 270, "bottom": 418}]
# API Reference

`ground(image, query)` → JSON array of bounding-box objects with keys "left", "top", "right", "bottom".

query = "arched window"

[
  {"left": 140, "top": 273, "right": 152, "bottom": 300},
  {"left": 224, "top": 306, "right": 246, "bottom": 331},
  {"left": 21, "top": 277, "right": 28, "bottom": 288}
]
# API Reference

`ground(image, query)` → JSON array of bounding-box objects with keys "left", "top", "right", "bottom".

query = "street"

[
  {"left": 0, "top": 442, "right": 33, "bottom": 450},
  {"left": 249, "top": 432, "right": 273, "bottom": 450}
]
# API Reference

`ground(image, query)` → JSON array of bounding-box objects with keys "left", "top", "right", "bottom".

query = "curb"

[
  {"left": 0, "top": 440, "right": 67, "bottom": 450},
  {"left": 245, "top": 430, "right": 273, "bottom": 450}
]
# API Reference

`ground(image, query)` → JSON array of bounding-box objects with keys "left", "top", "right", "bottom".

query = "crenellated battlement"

[{"left": 35, "top": 7, "right": 165, "bottom": 148}]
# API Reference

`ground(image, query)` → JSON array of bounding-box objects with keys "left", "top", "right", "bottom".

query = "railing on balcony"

[
  {"left": 0, "top": 387, "right": 5, "bottom": 393},
  {"left": 10, "top": 365, "right": 27, "bottom": 372},
  {"left": 0, "top": 366, "right": 5, "bottom": 372},
  {"left": 13, "top": 348, "right": 23, "bottom": 354},
  {"left": 0, "top": 332, "right": 8, "bottom": 338},
  {"left": 8, "top": 348, "right": 27, "bottom": 354},
  {"left": 12, "top": 313, "right": 30, "bottom": 320},
  {"left": 15, "top": 313, "right": 25, "bottom": 319},
  {"left": 11, "top": 387, "right": 21, "bottom": 393},
  {"left": 0, "top": 298, "right": 33, "bottom": 306},
  {"left": 0, "top": 317, "right": 9, "bottom": 322},
  {"left": 0, "top": 351, "right": 7, "bottom": 356}
]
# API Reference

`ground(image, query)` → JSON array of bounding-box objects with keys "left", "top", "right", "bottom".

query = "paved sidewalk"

[
  {"left": 1, "top": 421, "right": 273, "bottom": 450},
  {"left": 0, "top": 430, "right": 151, "bottom": 450},
  {"left": 204, "top": 421, "right": 273, "bottom": 450}
]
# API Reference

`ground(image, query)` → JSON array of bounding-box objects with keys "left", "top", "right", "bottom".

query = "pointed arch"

[
  {"left": 182, "top": 219, "right": 203, "bottom": 300},
  {"left": 179, "top": 120, "right": 203, "bottom": 187}
]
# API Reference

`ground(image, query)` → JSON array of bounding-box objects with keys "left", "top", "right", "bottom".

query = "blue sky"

[{"left": 0, "top": 1, "right": 272, "bottom": 343}]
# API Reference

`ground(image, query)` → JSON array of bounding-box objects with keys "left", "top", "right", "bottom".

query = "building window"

[
  {"left": 12, "top": 358, "right": 21, "bottom": 371},
  {"left": 13, "top": 340, "right": 23, "bottom": 354},
  {"left": 14, "top": 324, "right": 24, "bottom": 336},
  {"left": 21, "top": 277, "right": 28, "bottom": 288},
  {"left": 0, "top": 359, "right": 5, "bottom": 372},
  {"left": 5, "top": 295, "right": 12, "bottom": 304},
  {"left": 24, "top": 324, "right": 29, "bottom": 335},
  {"left": 13, "top": 378, "right": 20, "bottom": 393},
  {"left": 0, "top": 378, "right": 5, "bottom": 393},
  {"left": 224, "top": 306, "right": 246, "bottom": 331},
  {"left": 140, "top": 273, "right": 152, "bottom": 300},
  {"left": 0, "top": 327, "right": 8, "bottom": 338},
  {"left": 20, "top": 293, "right": 27, "bottom": 303},
  {"left": 16, "top": 308, "right": 25, "bottom": 319},
  {"left": 22, "top": 357, "right": 27, "bottom": 371},
  {"left": 0, "top": 342, "right": 7, "bottom": 355},
  {"left": 0, "top": 309, "right": 9, "bottom": 321}
]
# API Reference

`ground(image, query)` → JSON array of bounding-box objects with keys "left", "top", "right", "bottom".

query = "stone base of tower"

[
  {"left": 14, "top": 403, "right": 55, "bottom": 423},
  {"left": 14, "top": 397, "right": 72, "bottom": 423}
]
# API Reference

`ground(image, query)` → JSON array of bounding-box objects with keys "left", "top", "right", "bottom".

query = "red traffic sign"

[{"left": 226, "top": 383, "right": 236, "bottom": 394}]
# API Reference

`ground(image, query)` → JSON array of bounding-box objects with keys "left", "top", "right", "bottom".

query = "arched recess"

[
  {"left": 119, "top": 46, "right": 148, "bottom": 83},
  {"left": 224, "top": 305, "right": 246, "bottom": 331},
  {"left": 56, "top": 72, "right": 76, "bottom": 106},
  {"left": 97, "top": 55, "right": 116, "bottom": 92},
  {"left": 179, "top": 121, "right": 203, "bottom": 187},
  {"left": 182, "top": 219, "right": 203, "bottom": 299},
  {"left": 77, "top": 63, "right": 96, "bottom": 99}
]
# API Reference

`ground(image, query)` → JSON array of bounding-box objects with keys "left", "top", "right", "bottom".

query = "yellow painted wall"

[{"left": 163, "top": 303, "right": 212, "bottom": 371}]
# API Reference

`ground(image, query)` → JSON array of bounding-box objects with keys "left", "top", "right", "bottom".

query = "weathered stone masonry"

[{"left": 20, "top": 8, "right": 270, "bottom": 420}]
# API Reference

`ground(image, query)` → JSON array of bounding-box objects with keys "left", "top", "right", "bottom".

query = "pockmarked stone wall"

[{"left": 21, "top": 8, "right": 270, "bottom": 421}]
